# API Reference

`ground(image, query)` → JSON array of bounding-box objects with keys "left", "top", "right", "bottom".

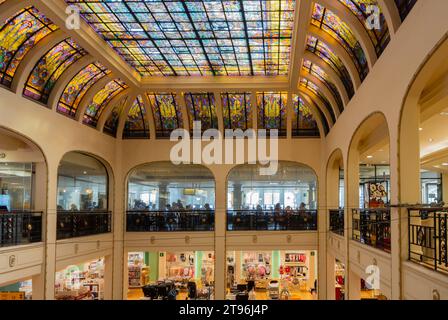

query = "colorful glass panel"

[
  {"left": 256, "top": 92, "right": 287, "bottom": 136},
  {"left": 394, "top": 0, "right": 417, "bottom": 21},
  {"left": 302, "top": 59, "right": 344, "bottom": 113},
  {"left": 0, "top": 7, "right": 58, "bottom": 87},
  {"left": 104, "top": 96, "right": 128, "bottom": 137},
  {"left": 311, "top": 3, "right": 369, "bottom": 80},
  {"left": 123, "top": 95, "right": 150, "bottom": 139},
  {"left": 300, "top": 78, "right": 336, "bottom": 123},
  {"left": 306, "top": 36, "right": 354, "bottom": 99},
  {"left": 23, "top": 39, "right": 87, "bottom": 104},
  {"left": 221, "top": 93, "right": 252, "bottom": 130},
  {"left": 292, "top": 95, "right": 320, "bottom": 137},
  {"left": 147, "top": 93, "right": 183, "bottom": 138},
  {"left": 64, "top": 0, "right": 296, "bottom": 77},
  {"left": 83, "top": 79, "right": 128, "bottom": 127},
  {"left": 58, "top": 62, "right": 110, "bottom": 117},
  {"left": 184, "top": 92, "right": 218, "bottom": 132},
  {"left": 338, "top": 0, "right": 390, "bottom": 55}
]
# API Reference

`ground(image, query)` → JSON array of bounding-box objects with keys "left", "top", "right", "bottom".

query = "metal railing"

[
  {"left": 57, "top": 211, "right": 112, "bottom": 240},
  {"left": 0, "top": 211, "right": 42, "bottom": 248},
  {"left": 408, "top": 207, "right": 448, "bottom": 274},
  {"left": 352, "top": 208, "right": 391, "bottom": 252},
  {"left": 126, "top": 210, "right": 215, "bottom": 232},
  {"left": 329, "top": 209, "right": 344, "bottom": 236},
  {"left": 227, "top": 209, "right": 318, "bottom": 231}
]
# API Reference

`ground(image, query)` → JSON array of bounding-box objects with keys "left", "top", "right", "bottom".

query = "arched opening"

[
  {"left": 126, "top": 162, "right": 215, "bottom": 232},
  {"left": 56, "top": 151, "right": 111, "bottom": 240},
  {"left": 226, "top": 161, "right": 318, "bottom": 231},
  {"left": 400, "top": 37, "right": 448, "bottom": 275}
]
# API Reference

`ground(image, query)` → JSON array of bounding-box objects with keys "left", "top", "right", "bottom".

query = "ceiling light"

[
  {"left": 429, "top": 138, "right": 434, "bottom": 142},
  {"left": 83, "top": 171, "right": 87, "bottom": 175},
  {"left": 367, "top": 155, "right": 373, "bottom": 159},
  {"left": 419, "top": 128, "right": 423, "bottom": 131},
  {"left": 440, "top": 112, "right": 448, "bottom": 116},
  {"left": 442, "top": 163, "right": 448, "bottom": 166}
]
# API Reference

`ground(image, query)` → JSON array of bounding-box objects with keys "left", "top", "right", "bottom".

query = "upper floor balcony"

[
  {"left": 57, "top": 210, "right": 112, "bottom": 240},
  {"left": 0, "top": 210, "right": 42, "bottom": 248},
  {"left": 329, "top": 209, "right": 344, "bottom": 236},
  {"left": 352, "top": 208, "right": 391, "bottom": 253}
]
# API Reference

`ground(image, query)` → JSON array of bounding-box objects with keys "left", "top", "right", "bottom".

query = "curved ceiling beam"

[
  {"left": 308, "top": 25, "right": 362, "bottom": 89},
  {"left": 48, "top": 54, "right": 96, "bottom": 111},
  {"left": 300, "top": 72, "right": 341, "bottom": 118},
  {"left": 75, "top": 74, "right": 114, "bottom": 122},
  {"left": 378, "top": 0, "right": 402, "bottom": 38},
  {"left": 297, "top": 91, "right": 327, "bottom": 137},
  {"left": 316, "top": 0, "right": 377, "bottom": 69},
  {"left": 299, "top": 86, "right": 334, "bottom": 128},
  {"left": 303, "top": 51, "right": 350, "bottom": 106},
  {"left": 141, "top": 92, "right": 157, "bottom": 140},
  {"left": 11, "top": 29, "right": 66, "bottom": 94},
  {"left": 0, "top": 0, "right": 33, "bottom": 22},
  {"left": 212, "top": 90, "right": 225, "bottom": 135},
  {"left": 97, "top": 89, "right": 130, "bottom": 132},
  {"left": 116, "top": 90, "right": 139, "bottom": 140}
]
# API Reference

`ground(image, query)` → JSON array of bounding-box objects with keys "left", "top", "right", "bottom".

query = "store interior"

[
  {"left": 127, "top": 251, "right": 215, "bottom": 300},
  {"left": 54, "top": 257, "right": 105, "bottom": 300},
  {"left": 0, "top": 279, "right": 32, "bottom": 300},
  {"left": 226, "top": 250, "right": 318, "bottom": 300}
]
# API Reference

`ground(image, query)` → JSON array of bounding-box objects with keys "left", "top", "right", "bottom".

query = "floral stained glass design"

[
  {"left": 256, "top": 92, "right": 287, "bottom": 136},
  {"left": 23, "top": 39, "right": 87, "bottom": 104},
  {"left": 83, "top": 79, "right": 128, "bottom": 127},
  {"left": 0, "top": 7, "right": 58, "bottom": 87},
  {"left": 184, "top": 93, "right": 218, "bottom": 132},
  {"left": 302, "top": 59, "right": 344, "bottom": 113},
  {"left": 292, "top": 95, "right": 320, "bottom": 137},
  {"left": 338, "top": 0, "right": 390, "bottom": 56},
  {"left": 311, "top": 3, "right": 369, "bottom": 81},
  {"left": 394, "top": 0, "right": 417, "bottom": 21},
  {"left": 58, "top": 62, "right": 110, "bottom": 117},
  {"left": 221, "top": 93, "right": 252, "bottom": 130},
  {"left": 306, "top": 36, "right": 354, "bottom": 99},
  {"left": 147, "top": 93, "right": 183, "bottom": 138},
  {"left": 300, "top": 78, "right": 336, "bottom": 123},
  {"left": 104, "top": 96, "right": 128, "bottom": 137},
  {"left": 64, "top": 0, "right": 296, "bottom": 76},
  {"left": 123, "top": 95, "right": 150, "bottom": 139}
]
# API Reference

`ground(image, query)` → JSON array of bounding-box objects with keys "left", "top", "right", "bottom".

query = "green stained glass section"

[
  {"left": 104, "top": 96, "right": 128, "bottom": 137},
  {"left": 123, "top": 95, "right": 150, "bottom": 139},
  {"left": 184, "top": 92, "right": 217, "bottom": 132},
  {"left": 221, "top": 93, "right": 252, "bottom": 130},
  {"left": 302, "top": 59, "right": 344, "bottom": 113},
  {"left": 256, "top": 92, "right": 287, "bottom": 136},
  {"left": 338, "top": 0, "right": 390, "bottom": 55},
  {"left": 292, "top": 95, "right": 320, "bottom": 137},
  {"left": 23, "top": 38, "right": 87, "bottom": 104},
  {"left": 83, "top": 79, "right": 128, "bottom": 127},
  {"left": 58, "top": 62, "right": 110, "bottom": 117},
  {"left": 64, "top": 0, "right": 296, "bottom": 77},
  {"left": 311, "top": 3, "right": 369, "bottom": 81},
  {"left": 0, "top": 7, "right": 58, "bottom": 87},
  {"left": 147, "top": 93, "right": 183, "bottom": 138}
]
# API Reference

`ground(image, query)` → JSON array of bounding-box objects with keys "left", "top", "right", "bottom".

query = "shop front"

[
  {"left": 0, "top": 279, "right": 32, "bottom": 300},
  {"left": 226, "top": 250, "right": 317, "bottom": 300},
  {"left": 127, "top": 251, "right": 215, "bottom": 300},
  {"left": 55, "top": 258, "right": 105, "bottom": 300}
]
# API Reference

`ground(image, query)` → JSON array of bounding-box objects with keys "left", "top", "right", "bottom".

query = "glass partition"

[{"left": 0, "top": 162, "right": 33, "bottom": 211}]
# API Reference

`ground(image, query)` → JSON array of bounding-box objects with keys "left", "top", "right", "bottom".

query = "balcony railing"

[
  {"left": 227, "top": 209, "right": 318, "bottom": 231},
  {"left": 329, "top": 209, "right": 344, "bottom": 236},
  {"left": 57, "top": 211, "right": 112, "bottom": 240},
  {"left": 352, "top": 208, "right": 391, "bottom": 252},
  {"left": 126, "top": 210, "right": 215, "bottom": 232},
  {"left": 408, "top": 207, "right": 448, "bottom": 274},
  {"left": 0, "top": 211, "right": 42, "bottom": 248}
]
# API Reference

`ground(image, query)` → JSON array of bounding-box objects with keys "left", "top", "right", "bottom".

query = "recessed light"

[
  {"left": 367, "top": 155, "right": 373, "bottom": 159},
  {"left": 442, "top": 163, "right": 448, "bottom": 166},
  {"left": 419, "top": 128, "right": 423, "bottom": 131},
  {"left": 440, "top": 112, "right": 448, "bottom": 116},
  {"left": 429, "top": 138, "right": 434, "bottom": 142},
  {"left": 83, "top": 171, "right": 87, "bottom": 175}
]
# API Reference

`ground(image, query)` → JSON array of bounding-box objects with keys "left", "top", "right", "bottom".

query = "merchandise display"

[
  {"left": 0, "top": 279, "right": 32, "bottom": 300},
  {"left": 55, "top": 258, "right": 105, "bottom": 300},
  {"left": 335, "top": 260, "right": 345, "bottom": 300}
]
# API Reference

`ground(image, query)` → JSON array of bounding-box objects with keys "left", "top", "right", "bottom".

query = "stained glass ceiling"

[{"left": 65, "top": 0, "right": 296, "bottom": 77}]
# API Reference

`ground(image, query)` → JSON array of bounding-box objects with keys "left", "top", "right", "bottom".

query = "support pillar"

[
  {"left": 214, "top": 174, "right": 227, "bottom": 299},
  {"left": 348, "top": 269, "right": 361, "bottom": 300}
]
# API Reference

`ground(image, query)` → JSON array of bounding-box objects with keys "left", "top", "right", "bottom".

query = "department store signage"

[{"left": 170, "top": 122, "right": 278, "bottom": 176}]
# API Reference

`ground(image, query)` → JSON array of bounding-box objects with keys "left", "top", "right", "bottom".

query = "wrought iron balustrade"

[
  {"left": 0, "top": 211, "right": 42, "bottom": 247},
  {"left": 408, "top": 207, "right": 447, "bottom": 274},
  {"left": 329, "top": 209, "right": 344, "bottom": 236},
  {"left": 227, "top": 209, "right": 318, "bottom": 231},
  {"left": 126, "top": 210, "right": 215, "bottom": 232},
  {"left": 352, "top": 208, "right": 391, "bottom": 252},
  {"left": 57, "top": 211, "right": 112, "bottom": 240}
]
